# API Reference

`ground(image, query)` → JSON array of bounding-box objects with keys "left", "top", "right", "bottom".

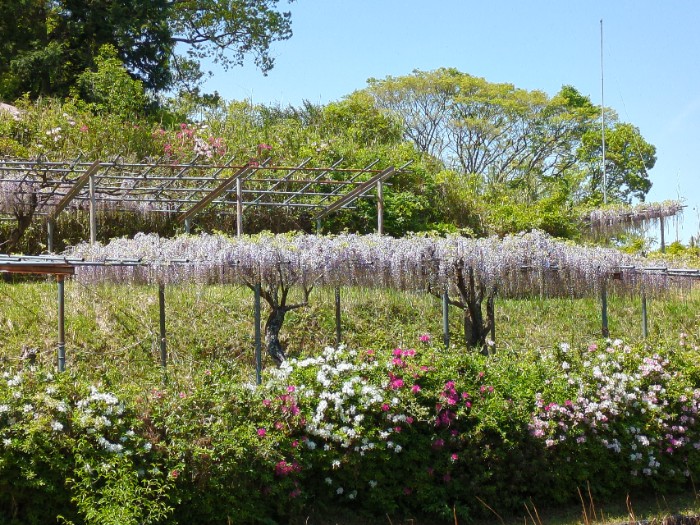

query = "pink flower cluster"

[{"left": 274, "top": 460, "right": 301, "bottom": 477}]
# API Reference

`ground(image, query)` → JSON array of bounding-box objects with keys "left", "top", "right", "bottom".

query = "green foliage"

[
  {"left": 0, "top": 0, "right": 294, "bottom": 100},
  {"left": 0, "top": 0, "right": 171, "bottom": 99},
  {"left": 363, "top": 68, "right": 657, "bottom": 233},
  {"left": 1, "top": 332, "right": 698, "bottom": 523},
  {"left": 578, "top": 122, "right": 656, "bottom": 204},
  {"left": 73, "top": 45, "right": 150, "bottom": 119},
  {"left": 0, "top": 70, "right": 663, "bottom": 243}
]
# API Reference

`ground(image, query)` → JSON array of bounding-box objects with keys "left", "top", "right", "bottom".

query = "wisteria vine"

[{"left": 68, "top": 230, "right": 674, "bottom": 298}]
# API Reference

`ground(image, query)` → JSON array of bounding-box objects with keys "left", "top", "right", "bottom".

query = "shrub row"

[{"left": 0, "top": 336, "right": 698, "bottom": 524}]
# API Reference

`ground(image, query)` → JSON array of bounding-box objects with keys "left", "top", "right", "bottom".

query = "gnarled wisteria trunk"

[
  {"left": 256, "top": 281, "right": 312, "bottom": 365},
  {"left": 1, "top": 190, "right": 38, "bottom": 254},
  {"left": 434, "top": 263, "right": 496, "bottom": 353}
]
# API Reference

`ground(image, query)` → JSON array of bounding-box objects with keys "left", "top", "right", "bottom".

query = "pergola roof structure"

[{"left": 0, "top": 156, "right": 410, "bottom": 246}]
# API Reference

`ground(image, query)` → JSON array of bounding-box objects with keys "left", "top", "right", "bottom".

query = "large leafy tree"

[
  {"left": 0, "top": 0, "right": 294, "bottom": 100},
  {"left": 364, "top": 69, "right": 654, "bottom": 206},
  {"left": 577, "top": 122, "right": 656, "bottom": 204}
]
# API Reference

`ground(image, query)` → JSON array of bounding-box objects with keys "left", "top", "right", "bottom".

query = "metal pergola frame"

[{"left": 0, "top": 156, "right": 411, "bottom": 250}]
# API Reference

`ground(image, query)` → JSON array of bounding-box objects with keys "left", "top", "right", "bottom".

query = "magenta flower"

[
  {"left": 450, "top": 453, "right": 459, "bottom": 462},
  {"left": 257, "top": 428, "right": 267, "bottom": 437},
  {"left": 419, "top": 334, "right": 431, "bottom": 343},
  {"left": 411, "top": 384, "right": 421, "bottom": 394},
  {"left": 388, "top": 373, "right": 404, "bottom": 389},
  {"left": 392, "top": 357, "right": 406, "bottom": 368}
]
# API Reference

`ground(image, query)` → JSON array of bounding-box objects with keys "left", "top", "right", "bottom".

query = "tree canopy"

[
  {"left": 364, "top": 69, "right": 655, "bottom": 207},
  {"left": 0, "top": 0, "right": 295, "bottom": 100}
]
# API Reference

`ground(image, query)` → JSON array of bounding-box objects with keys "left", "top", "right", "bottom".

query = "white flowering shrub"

[
  {"left": 530, "top": 338, "right": 700, "bottom": 498},
  {"left": 0, "top": 367, "right": 172, "bottom": 525}
]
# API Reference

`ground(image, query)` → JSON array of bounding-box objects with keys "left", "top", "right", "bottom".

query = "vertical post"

[
  {"left": 158, "top": 283, "right": 167, "bottom": 368},
  {"left": 89, "top": 173, "right": 97, "bottom": 244},
  {"left": 184, "top": 218, "right": 191, "bottom": 234},
  {"left": 487, "top": 293, "right": 496, "bottom": 344},
  {"left": 442, "top": 287, "right": 450, "bottom": 348},
  {"left": 254, "top": 282, "right": 262, "bottom": 385},
  {"left": 659, "top": 216, "right": 666, "bottom": 253},
  {"left": 236, "top": 178, "right": 243, "bottom": 238},
  {"left": 601, "top": 281, "right": 609, "bottom": 338},
  {"left": 334, "top": 286, "right": 341, "bottom": 347},
  {"left": 600, "top": 19, "right": 607, "bottom": 205},
  {"left": 376, "top": 180, "right": 384, "bottom": 235},
  {"left": 47, "top": 220, "right": 55, "bottom": 253},
  {"left": 316, "top": 219, "right": 322, "bottom": 235},
  {"left": 57, "top": 276, "right": 65, "bottom": 372},
  {"left": 641, "top": 290, "right": 648, "bottom": 339}
]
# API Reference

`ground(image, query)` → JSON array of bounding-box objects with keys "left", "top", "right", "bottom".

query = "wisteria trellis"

[
  {"left": 68, "top": 229, "right": 676, "bottom": 296},
  {"left": 64, "top": 229, "right": 693, "bottom": 359}
]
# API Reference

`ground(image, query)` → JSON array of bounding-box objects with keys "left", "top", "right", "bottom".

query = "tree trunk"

[
  {"left": 264, "top": 307, "right": 287, "bottom": 365},
  {"left": 2, "top": 193, "right": 37, "bottom": 254}
]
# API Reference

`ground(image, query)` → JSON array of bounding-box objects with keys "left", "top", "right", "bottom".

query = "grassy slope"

[{"left": 0, "top": 279, "right": 699, "bottom": 524}]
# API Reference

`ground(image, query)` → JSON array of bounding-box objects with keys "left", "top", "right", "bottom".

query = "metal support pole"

[
  {"left": 254, "top": 283, "right": 262, "bottom": 385},
  {"left": 89, "top": 174, "right": 97, "bottom": 244},
  {"left": 184, "top": 218, "right": 191, "bottom": 234},
  {"left": 47, "top": 220, "right": 55, "bottom": 253},
  {"left": 236, "top": 178, "right": 243, "bottom": 238},
  {"left": 641, "top": 291, "right": 648, "bottom": 339},
  {"left": 159, "top": 283, "right": 167, "bottom": 368},
  {"left": 335, "top": 286, "right": 341, "bottom": 347},
  {"left": 660, "top": 216, "right": 666, "bottom": 253},
  {"left": 57, "top": 276, "right": 66, "bottom": 372},
  {"left": 601, "top": 19, "right": 607, "bottom": 205},
  {"left": 442, "top": 287, "right": 450, "bottom": 348},
  {"left": 601, "top": 282, "right": 609, "bottom": 338},
  {"left": 316, "top": 219, "right": 322, "bottom": 235},
  {"left": 376, "top": 180, "right": 384, "bottom": 235},
  {"left": 487, "top": 293, "right": 496, "bottom": 344}
]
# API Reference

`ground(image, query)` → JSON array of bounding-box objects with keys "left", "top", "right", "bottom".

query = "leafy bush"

[{"left": 1, "top": 336, "right": 698, "bottom": 523}]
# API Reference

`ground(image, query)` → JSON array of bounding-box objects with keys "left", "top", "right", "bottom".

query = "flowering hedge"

[{"left": 1, "top": 336, "right": 698, "bottom": 523}]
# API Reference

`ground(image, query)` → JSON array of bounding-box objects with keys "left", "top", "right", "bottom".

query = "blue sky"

[{"left": 203, "top": 1, "right": 700, "bottom": 244}]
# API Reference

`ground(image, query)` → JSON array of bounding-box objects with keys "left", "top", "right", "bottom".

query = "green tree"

[
  {"left": 364, "top": 69, "right": 656, "bottom": 221},
  {"left": 577, "top": 122, "right": 656, "bottom": 204},
  {"left": 74, "top": 45, "right": 151, "bottom": 118},
  {"left": 0, "top": 0, "right": 295, "bottom": 100},
  {"left": 366, "top": 70, "right": 594, "bottom": 191}
]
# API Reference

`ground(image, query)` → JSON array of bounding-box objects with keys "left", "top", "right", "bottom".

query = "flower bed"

[{"left": 0, "top": 336, "right": 698, "bottom": 523}]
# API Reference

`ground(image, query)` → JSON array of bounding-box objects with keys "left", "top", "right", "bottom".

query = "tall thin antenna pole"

[{"left": 601, "top": 19, "right": 607, "bottom": 204}]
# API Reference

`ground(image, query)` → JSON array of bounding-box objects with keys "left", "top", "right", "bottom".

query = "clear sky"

[{"left": 202, "top": 1, "right": 700, "bottom": 245}]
